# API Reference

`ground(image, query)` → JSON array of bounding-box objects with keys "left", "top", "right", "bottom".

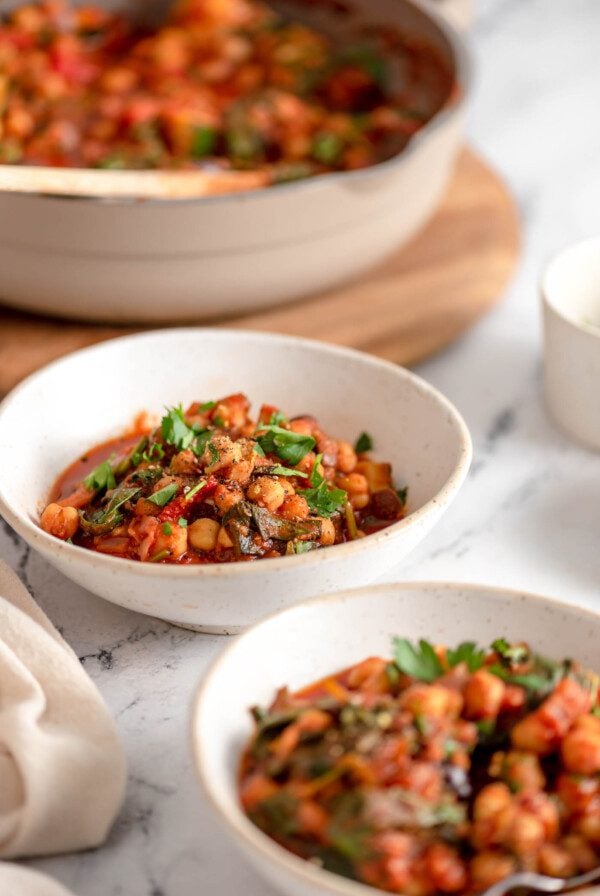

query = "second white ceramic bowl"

[
  {"left": 542, "top": 235, "right": 600, "bottom": 451},
  {"left": 0, "top": 329, "right": 471, "bottom": 632},
  {"left": 0, "top": 0, "right": 469, "bottom": 323},
  {"left": 192, "top": 582, "right": 600, "bottom": 896}
]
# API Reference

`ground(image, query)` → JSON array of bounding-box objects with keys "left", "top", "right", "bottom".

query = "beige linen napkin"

[{"left": 0, "top": 560, "right": 126, "bottom": 892}]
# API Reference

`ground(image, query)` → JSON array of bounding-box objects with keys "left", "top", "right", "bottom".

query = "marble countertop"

[{"left": 2, "top": 1, "right": 600, "bottom": 893}]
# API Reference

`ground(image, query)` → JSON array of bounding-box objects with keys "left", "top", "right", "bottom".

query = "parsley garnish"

[
  {"left": 354, "top": 432, "right": 373, "bottom": 453},
  {"left": 299, "top": 454, "right": 346, "bottom": 517},
  {"left": 178, "top": 517, "right": 188, "bottom": 528},
  {"left": 447, "top": 642, "right": 486, "bottom": 672},
  {"left": 199, "top": 401, "right": 216, "bottom": 412},
  {"left": 270, "top": 410, "right": 288, "bottom": 426},
  {"left": 268, "top": 464, "right": 308, "bottom": 478},
  {"left": 185, "top": 480, "right": 206, "bottom": 502},
  {"left": 396, "top": 486, "right": 408, "bottom": 505},
  {"left": 147, "top": 483, "right": 178, "bottom": 507},
  {"left": 256, "top": 424, "right": 316, "bottom": 465},
  {"left": 162, "top": 522, "right": 173, "bottom": 536},
  {"left": 393, "top": 637, "right": 443, "bottom": 683},
  {"left": 84, "top": 459, "right": 116, "bottom": 493},
  {"left": 161, "top": 405, "right": 195, "bottom": 450}
]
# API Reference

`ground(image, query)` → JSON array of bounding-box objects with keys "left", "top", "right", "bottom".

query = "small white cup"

[{"left": 542, "top": 236, "right": 600, "bottom": 450}]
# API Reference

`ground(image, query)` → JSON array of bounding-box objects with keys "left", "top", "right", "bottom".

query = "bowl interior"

[
  {"left": 0, "top": 330, "right": 468, "bottom": 534},
  {"left": 543, "top": 237, "right": 600, "bottom": 332},
  {"left": 193, "top": 583, "right": 600, "bottom": 892}
]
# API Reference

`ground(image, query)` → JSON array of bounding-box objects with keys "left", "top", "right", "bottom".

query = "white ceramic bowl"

[
  {"left": 0, "top": 329, "right": 470, "bottom": 632},
  {"left": 0, "top": 0, "right": 470, "bottom": 323},
  {"left": 192, "top": 582, "right": 600, "bottom": 896},
  {"left": 433, "top": 0, "right": 473, "bottom": 33},
  {"left": 542, "top": 235, "right": 600, "bottom": 451}
]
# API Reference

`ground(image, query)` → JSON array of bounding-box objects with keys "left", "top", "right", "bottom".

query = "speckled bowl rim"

[
  {"left": 191, "top": 581, "right": 600, "bottom": 896},
  {"left": 541, "top": 234, "right": 600, "bottom": 339},
  {"left": 0, "top": 328, "right": 472, "bottom": 580},
  {"left": 0, "top": 0, "right": 471, "bottom": 206}
]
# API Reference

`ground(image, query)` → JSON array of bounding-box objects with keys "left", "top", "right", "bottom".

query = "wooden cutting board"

[{"left": 0, "top": 148, "right": 519, "bottom": 396}]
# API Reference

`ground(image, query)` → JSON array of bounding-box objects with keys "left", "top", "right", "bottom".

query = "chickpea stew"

[
  {"left": 40, "top": 393, "right": 407, "bottom": 563},
  {"left": 0, "top": 0, "right": 454, "bottom": 181},
  {"left": 240, "top": 639, "right": 600, "bottom": 894}
]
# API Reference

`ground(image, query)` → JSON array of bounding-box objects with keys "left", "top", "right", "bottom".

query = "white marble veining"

[{"left": 2, "top": 1, "right": 600, "bottom": 892}]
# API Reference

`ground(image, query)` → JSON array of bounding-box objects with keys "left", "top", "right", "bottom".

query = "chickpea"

[
  {"left": 350, "top": 492, "right": 370, "bottom": 510},
  {"left": 280, "top": 479, "right": 295, "bottom": 498},
  {"left": 279, "top": 494, "right": 310, "bottom": 521},
  {"left": 227, "top": 458, "right": 255, "bottom": 485},
  {"left": 576, "top": 810, "right": 600, "bottom": 844},
  {"left": 170, "top": 448, "right": 198, "bottom": 474},
  {"left": 401, "top": 684, "right": 463, "bottom": 720},
  {"left": 425, "top": 843, "right": 467, "bottom": 893},
  {"left": 490, "top": 750, "right": 545, "bottom": 793},
  {"left": 561, "top": 834, "right": 598, "bottom": 871},
  {"left": 464, "top": 670, "right": 506, "bottom": 720},
  {"left": 473, "top": 782, "right": 513, "bottom": 822},
  {"left": 335, "top": 472, "right": 369, "bottom": 495},
  {"left": 538, "top": 844, "right": 576, "bottom": 878},
  {"left": 203, "top": 434, "right": 242, "bottom": 473},
  {"left": 336, "top": 440, "right": 358, "bottom": 474},
  {"left": 188, "top": 518, "right": 220, "bottom": 552},
  {"left": 470, "top": 852, "right": 516, "bottom": 890},
  {"left": 217, "top": 525, "right": 234, "bottom": 549},
  {"left": 214, "top": 482, "right": 244, "bottom": 515},
  {"left": 153, "top": 523, "right": 187, "bottom": 560},
  {"left": 40, "top": 503, "right": 79, "bottom": 540},
  {"left": 512, "top": 714, "right": 553, "bottom": 755},
  {"left": 317, "top": 517, "right": 336, "bottom": 545},
  {"left": 561, "top": 715, "right": 600, "bottom": 775},
  {"left": 295, "top": 450, "right": 316, "bottom": 475},
  {"left": 246, "top": 476, "right": 286, "bottom": 512},
  {"left": 508, "top": 810, "right": 546, "bottom": 856},
  {"left": 288, "top": 418, "right": 315, "bottom": 436}
]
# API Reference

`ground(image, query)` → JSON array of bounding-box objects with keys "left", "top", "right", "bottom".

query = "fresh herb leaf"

[
  {"left": 149, "top": 549, "right": 170, "bottom": 563},
  {"left": 213, "top": 415, "right": 226, "bottom": 428},
  {"left": 294, "top": 540, "right": 319, "bottom": 554},
  {"left": 299, "top": 454, "right": 346, "bottom": 517},
  {"left": 147, "top": 483, "right": 178, "bottom": 507},
  {"left": 178, "top": 517, "right": 188, "bottom": 528},
  {"left": 192, "top": 430, "right": 212, "bottom": 458},
  {"left": 447, "top": 642, "right": 487, "bottom": 672},
  {"left": 184, "top": 479, "right": 207, "bottom": 502},
  {"left": 84, "top": 459, "right": 116, "bottom": 493},
  {"left": 162, "top": 522, "right": 173, "bottom": 535},
  {"left": 492, "top": 638, "right": 530, "bottom": 666},
  {"left": 199, "top": 400, "right": 216, "bottom": 412},
  {"left": 270, "top": 410, "right": 287, "bottom": 426},
  {"left": 393, "top": 637, "right": 443, "bottom": 683},
  {"left": 191, "top": 126, "right": 217, "bottom": 159},
  {"left": 256, "top": 424, "right": 316, "bottom": 466},
  {"left": 354, "top": 432, "right": 373, "bottom": 453},
  {"left": 253, "top": 442, "right": 266, "bottom": 457},
  {"left": 161, "top": 404, "right": 196, "bottom": 450},
  {"left": 142, "top": 442, "right": 165, "bottom": 463},
  {"left": 266, "top": 464, "right": 308, "bottom": 478},
  {"left": 207, "top": 443, "right": 219, "bottom": 466},
  {"left": 79, "top": 486, "right": 140, "bottom": 535},
  {"left": 396, "top": 486, "right": 408, "bottom": 505},
  {"left": 488, "top": 665, "right": 553, "bottom": 693}
]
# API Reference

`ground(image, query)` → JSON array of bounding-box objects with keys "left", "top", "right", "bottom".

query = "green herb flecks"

[
  {"left": 256, "top": 423, "right": 316, "bottom": 466},
  {"left": 299, "top": 454, "right": 346, "bottom": 518},
  {"left": 447, "top": 642, "right": 487, "bottom": 672},
  {"left": 84, "top": 459, "right": 116, "bottom": 494},
  {"left": 147, "top": 483, "right": 179, "bottom": 507},
  {"left": 354, "top": 432, "right": 373, "bottom": 453},
  {"left": 393, "top": 637, "right": 443, "bottom": 683},
  {"left": 79, "top": 486, "right": 140, "bottom": 536},
  {"left": 265, "top": 464, "right": 308, "bottom": 478},
  {"left": 184, "top": 480, "right": 207, "bottom": 502}
]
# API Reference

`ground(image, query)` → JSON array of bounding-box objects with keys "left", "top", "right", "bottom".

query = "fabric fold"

[{"left": 0, "top": 559, "right": 126, "bottom": 893}]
